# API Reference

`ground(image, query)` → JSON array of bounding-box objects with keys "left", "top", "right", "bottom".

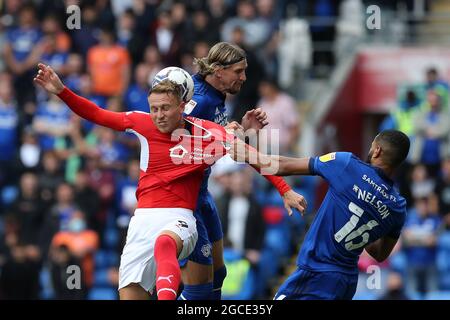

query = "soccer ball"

[{"left": 151, "top": 67, "right": 194, "bottom": 102}]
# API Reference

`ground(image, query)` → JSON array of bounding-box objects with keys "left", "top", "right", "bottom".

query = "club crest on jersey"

[
  {"left": 319, "top": 152, "right": 336, "bottom": 163},
  {"left": 169, "top": 145, "right": 188, "bottom": 159},
  {"left": 184, "top": 100, "right": 197, "bottom": 115},
  {"left": 201, "top": 244, "right": 212, "bottom": 258}
]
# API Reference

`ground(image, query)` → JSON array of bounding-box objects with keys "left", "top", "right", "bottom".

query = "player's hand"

[
  {"left": 225, "top": 121, "right": 245, "bottom": 139},
  {"left": 33, "top": 63, "right": 65, "bottom": 95},
  {"left": 241, "top": 108, "right": 268, "bottom": 131},
  {"left": 282, "top": 189, "right": 307, "bottom": 217},
  {"left": 229, "top": 137, "right": 248, "bottom": 162}
]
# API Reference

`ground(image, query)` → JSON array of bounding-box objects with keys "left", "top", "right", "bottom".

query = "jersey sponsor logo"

[
  {"left": 319, "top": 152, "right": 336, "bottom": 163},
  {"left": 169, "top": 145, "right": 189, "bottom": 159},
  {"left": 176, "top": 220, "right": 188, "bottom": 228},
  {"left": 157, "top": 275, "right": 174, "bottom": 284},
  {"left": 184, "top": 100, "right": 197, "bottom": 115},
  {"left": 201, "top": 244, "right": 212, "bottom": 258}
]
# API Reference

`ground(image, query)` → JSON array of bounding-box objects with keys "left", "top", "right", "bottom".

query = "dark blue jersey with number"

[{"left": 299, "top": 152, "right": 407, "bottom": 275}]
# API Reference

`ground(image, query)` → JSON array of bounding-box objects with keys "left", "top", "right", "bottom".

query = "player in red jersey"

[{"left": 34, "top": 63, "right": 306, "bottom": 300}]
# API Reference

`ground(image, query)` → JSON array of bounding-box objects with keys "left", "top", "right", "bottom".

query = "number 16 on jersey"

[{"left": 335, "top": 202, "right": 379, "bottom": 251}]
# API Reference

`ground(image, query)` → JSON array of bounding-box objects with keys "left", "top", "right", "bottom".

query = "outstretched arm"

[
  {"left": 231, "top": 138, "right": 312, "bottom": 176},
  {"left": 364, "top": 236, "right": 399, "bottom": 262},
  {"left": 228, "top": 139, "right": 308, "bottom": 215},
  {"left": 33, "top": 63, "right": 129, "bottom": 131}
]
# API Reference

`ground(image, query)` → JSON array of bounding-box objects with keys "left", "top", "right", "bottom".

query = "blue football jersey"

[
  {"left": 298, "top": 152, "right": 407, "bottom": 275},
  {"left": 184, "top": 74, "right": 228, "bottom": 193}
]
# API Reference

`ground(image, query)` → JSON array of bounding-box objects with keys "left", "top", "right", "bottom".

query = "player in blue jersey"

[
  {"left": 178, "top": 42, "right": 306, "bottom": 300},
  {"left": 231, "top": 130, "right": 410, "bottom": 300}
]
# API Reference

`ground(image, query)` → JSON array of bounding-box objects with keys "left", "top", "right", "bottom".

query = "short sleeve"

[{"left": 310, "top": 152, "right": 352, "bottom": 184}]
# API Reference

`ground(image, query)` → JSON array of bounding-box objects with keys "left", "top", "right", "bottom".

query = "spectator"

[
  {"left": 64, "top": 53, "right": 84, "bottom": 93},
  {"left": 87, "top": 27, "right": 131, "bottom": 98},
  {"left": 0, "top": 243, "right": 41, "bottom": 299},
  {"left": 435, "top": 156, "right": 450, "bottom": 217},
  {"left": 115, "top": 159, "right": 139, "bottom": 249},
  {"left": 48, "top": 244, "right": 86, "bottom": 299},
  {"left": 124, "top": 63, "right": 150, "bottom": 113},
  {"left": 40, "top": 182, "right": 80, "bottom": 252},
  {"left": 411, "top": 90, "right": 450, "bottom": 177},
  {"left": 15, "top": 127, "right": 41, "bottom": 174},
  {"left": 257, "top": 77, "right": 300, "bottom": 154},
  {"left": 410, "top": 164, "right": 435, "bottom": 200},
  {"left": 70, "top": 4, "right": 99, "bottom": 58},
  {"left": 149, "top": 10, "right": 182, "bottom": 66},
  {"left": 216, "top": 166, "right": 266, "bottom": 298},
  {"left": 41, "top": 14, "right": 71, "bottom": 53},
  {"left": 403, "top": 196, "right": 441, "bottom": 296},
  {"left": 9, "top": 172, "right": 46, "bottom": 249},
  {"left": 221, "top": 0, "right": 272, "bottom": 50},
  {"left": 142, "top": 45, "right": 164, "bottom": 85},
  {"left": 73, "top": 170, "right": 101, "bottom": 232},
  {"left": 425, "top": 67, "right": 449, "bottom": 111},
  {"left": 3, "top": 3, "right": 42, "bottom": 106},
  {"left": 38, "top": 150, "right": 64, "bottom": 208},
  {"left": 0, "top": 72, "right": 19, "bottom": 188},
  {"left": 379, "top": 89, "right": 422, "bottom": 138},
  {"left": 32, "top": 94, "right": 72, "bottom": 151},
  {"left": 51, "top": 210, "right": 99, "bottom": 290},
  {"left": 117, "top": 9, "right": 147, "bottom": 67}
]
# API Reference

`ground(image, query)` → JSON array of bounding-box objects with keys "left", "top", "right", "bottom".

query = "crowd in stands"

[
  {"left": 0, "top": 0, "right": 446, "bottom": 300},
  {"left": 0, "top": 0, "right": 309, "bottom": 300},
  {"left": 356, "top": 67, "right": 450, "bottom": 300}
]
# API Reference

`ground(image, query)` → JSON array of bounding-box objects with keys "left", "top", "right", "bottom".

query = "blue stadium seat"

[
  {"left": 1, "top": 185, "right": 18, "bottom": 206},
  {"left": 95, "top": 250, "right": 119, "bottom": 269},
  {"left": 388, "top": 251, "right": 408, "bottom": 275},
  {"left": 352, "top": 291, "right": 379, "bottom": 300},
  {"left": 424, "top": 290, "right": 450, "bottom": 300},
  {"left": 39, "top": 267, "right": 55, "bottom": 300},
  {"left": 437, "top": 232, "right": 450, "bottom": 290},
  {"left": 103, "top": 227, "right": 119, "bottom": 249},
  {"left": 88, "top": 287, "right": 118, "bottom": 300},
  {"left": 93, "top": 268, "right": 112, "bottom": 287}
]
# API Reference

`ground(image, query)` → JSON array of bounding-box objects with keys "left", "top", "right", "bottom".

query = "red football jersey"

[{"left": 58, "top": 87, "right": 291, "bottom": 211}]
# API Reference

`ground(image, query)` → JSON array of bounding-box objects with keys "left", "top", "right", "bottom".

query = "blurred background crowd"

[{"left": 0, "top": 0, "right": 450, "bottom": 300}]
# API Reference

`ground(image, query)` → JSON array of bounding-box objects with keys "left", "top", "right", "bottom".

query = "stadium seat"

[
  {"left": 388, "top": 251, "right": 408, "bottom": 275},
  {"left": 1, "top": 185, "right": 18, "bottom": 206},
  {"left": 93, "top": 268, "right": 112, "bottom": 287},
  {"left": 424, "top": 290, "right": 450, "bottom": 300},
  {"left": 39, "top": 267, "right": 55, "bottom": 300},
  {"left": 437, "top": 232, "right": 450, "bottom": 290},
  {"left": 103, "top": 228, "right": 119, "bottom": 249},
  {"left": 87, "top": 287, "right": 118, "bottom": 300},
  {"left": 94, "top": 250, "right": 119, "bottom": 269}
]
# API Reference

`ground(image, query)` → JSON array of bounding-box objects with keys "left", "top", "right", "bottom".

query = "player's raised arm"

[
  {"left": 227, "top": 137, "right": 307, "bottom": 215},
  {"left": 231, "top": 138, "right": 312, "bottom": 176},
  {"left": 33, "top": 63, "right": 129, "bottom": 131}
]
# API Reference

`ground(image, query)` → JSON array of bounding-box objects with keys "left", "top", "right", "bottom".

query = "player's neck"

[
  {"left": 371, "top": 159, "right": 394, "bottom": 178},
  {"left": 205, "top": 74, "right": 227, "bottom": 95}
]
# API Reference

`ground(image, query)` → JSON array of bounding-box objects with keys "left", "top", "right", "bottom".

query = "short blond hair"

[
  {"left": 149, "top": 80, "right": 183, "bottom": 103},
  {"left": 194, "top": 42, "right": 246, "bottom": 77}
]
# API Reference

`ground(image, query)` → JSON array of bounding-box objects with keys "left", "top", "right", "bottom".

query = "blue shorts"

[
  {"left": 274, "top": 267, "right": 358, "bottom": 300},
  {"left": 180, "top": 192, "right": 223, "bottom": 266}
]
